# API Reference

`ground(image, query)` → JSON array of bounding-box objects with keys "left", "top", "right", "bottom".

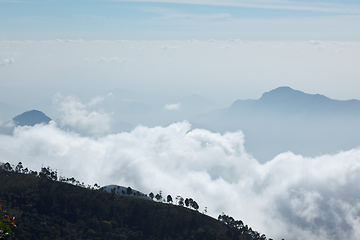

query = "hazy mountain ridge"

[
  {"left": 0, "top": 110, "right": 52, "bottom": 135},
  {"left": 2, "top": 86, "right": 360, "bottom": 162},
  {"left": 230, "top": 86, "right": 360, "bottom": 116},
  {"left": 13, "top": 110, "right": 52, "bottom": 127},
  {"left": 192, "top": 86, "right": 360, "bottom": 162}
]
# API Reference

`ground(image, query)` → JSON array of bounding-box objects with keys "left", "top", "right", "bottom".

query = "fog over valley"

[
  {"left": 1, "top": 85, "right": 360, "bottom": 239},
  {"left": 1, "top": 0, "right": 360, "bottom": 238}
]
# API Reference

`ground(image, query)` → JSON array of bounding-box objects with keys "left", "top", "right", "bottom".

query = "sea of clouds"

[{"left": 1, "top": 96, "right": 360, "bottom": 240}]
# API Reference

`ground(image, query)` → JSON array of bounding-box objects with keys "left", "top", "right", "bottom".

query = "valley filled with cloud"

[{"left": 1, "top": 96, "right": 360, "bottom": 240}]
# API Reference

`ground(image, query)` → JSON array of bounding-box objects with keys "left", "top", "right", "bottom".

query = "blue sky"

[{"left": 1, "top": 0, "right": 360, "bottom": 40}]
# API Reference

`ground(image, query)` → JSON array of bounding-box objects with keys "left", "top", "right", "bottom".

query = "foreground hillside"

[{"left": 0, "top": 167, "right": 271, "bottom": 240}]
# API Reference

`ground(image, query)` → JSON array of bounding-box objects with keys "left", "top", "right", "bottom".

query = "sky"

[
  {"left": 1, "top": 0, "right": 360, "bottom": 105},
  {"left": 1, "top": 1, "right": 360, "bottom": 240},
  {"left": 1, "top": 0, "right": 360, "bottom": 40},
  {"left": 1, "top": 40, "right": 360, "bottom": 111}
]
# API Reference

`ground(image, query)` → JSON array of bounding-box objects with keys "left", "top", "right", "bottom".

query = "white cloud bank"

[
  {"left": 53, "top": 94, "right": 112, "bottom": 136},
  {"left": 1, "top": 98, "right": 360, "bottom": 239}
]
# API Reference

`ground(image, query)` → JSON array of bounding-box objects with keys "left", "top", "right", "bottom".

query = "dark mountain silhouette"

[
  {"left": 0, "top": 166, "right": 270, "bottom": 240},
  {"left": 13, "top": 110, "right": 52, "bottom": 127},
  {"left": 192, "top": 87, "right": 360, "bottom": 162}
]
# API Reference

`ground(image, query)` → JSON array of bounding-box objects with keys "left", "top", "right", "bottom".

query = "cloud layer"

[
  {"left": 53, "top": 94, "right": 112, "bottom": 136},
  {"left": 1, "top": 97, "right": 360, "bottom": 240}
]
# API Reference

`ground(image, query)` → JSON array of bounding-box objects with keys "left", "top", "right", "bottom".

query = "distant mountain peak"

[
  {"left": 13, "top": 110, "right": 52, "bottom": 127},
  {"left": 261, "top": 86, "right": 304, "bottom": 99},
  {"left": 269, "top": 86, "right": 293, "bottom": 92},
  {"left": 259, "top": 86, "right": 328, "bottom": 103}
]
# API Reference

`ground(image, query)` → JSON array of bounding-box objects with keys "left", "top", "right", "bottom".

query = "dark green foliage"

[
  {"left": 126, "top": 187, "right": 133, "bottom": 196},
  {"left": 0, "top": 166, "right": 274, "bottom": 240}
]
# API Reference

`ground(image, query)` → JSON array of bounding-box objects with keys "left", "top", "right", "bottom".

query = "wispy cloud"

[
  {"left": 139, "top": 6, "right": 232, "bottom": 21},
  {"left": 111, "top": 0, "right": 360, "bottom": 14}
]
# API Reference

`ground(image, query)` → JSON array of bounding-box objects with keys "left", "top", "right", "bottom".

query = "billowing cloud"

[
  {"left": 164, "top": 103, "right": 181, "bottom": 110},
  {"left": 1, "top": 110, "right": 360, "bottom": 240},
  {"left": 0, "top": 58, "right": 14, "bottom": 67},
  {"left": 53, "top": 94, "right": 112, "bottom": 136}
]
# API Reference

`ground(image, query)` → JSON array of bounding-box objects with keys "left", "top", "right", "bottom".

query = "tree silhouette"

[
  {"left": 191, "top": 201, "right": 199, "bottom": 211},
  {"left": 126, "top": 187, "right": 133, "bottom": 195},
  {"left": 149, "top": 192, "right": 154, "bottom": 200},
  {"left": 155, "top": 193, "right": 162, "bottom": 202},
  {"left": 167, "top": 195, "right": 173, "bottom": 204},
  {"left": 178, "top": 196, "right": 184, "bottom": 206},
  {"left": 203, "top": 206, "right": 207, "bottom": 215},
  {"left": 39, "top": 166, "right": 57, "bottom": 181},
  {"left": 3, "top": 163, "right": 12, "bottom": 172},
  {"left": 188, "top": 198, "right": 194, "bottom": 208},
  {"left": 185, "top": 198, "right": 189, "bottom": 207},
  {"left": 15, "top": 162, "right": 23, "bottom": 173}
]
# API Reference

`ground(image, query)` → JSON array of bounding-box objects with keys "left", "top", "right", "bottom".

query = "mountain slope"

[
  {"left": 13, "top": 110, "right": 52, "bottom": 127},
  {"left": 0, "top": 168, "right": 269, "bottom": 240},
  {"left": 230, "top": 86, "right": 360, "bottom": 115},
  {"left": 192, "top": 87, "right": 360, "bottom": 162}
]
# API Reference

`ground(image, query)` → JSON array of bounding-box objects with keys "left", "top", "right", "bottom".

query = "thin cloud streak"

[{"left": 111, "top": 0, "right": 360, "bottom": 14}]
